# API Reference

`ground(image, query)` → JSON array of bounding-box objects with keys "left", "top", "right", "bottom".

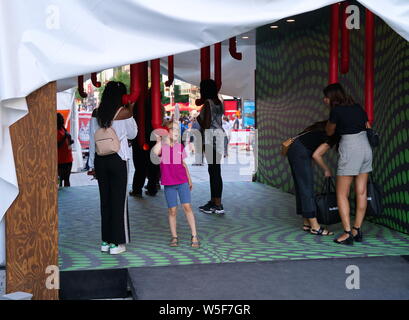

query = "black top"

[
  {"left": 297, "top": 121, "right": 340, "bottom": 152},
  {"left": 329, "top": 103, "right": 368, "bottom": 135},
  {"left": 299, "top": 130, "right": 340, "bottom": 152}
]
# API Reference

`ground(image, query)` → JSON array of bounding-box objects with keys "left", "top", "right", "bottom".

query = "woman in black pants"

[
  {"left": 197, "top": 79, "right": 225, "bottom": 214},
  {"left": 287, "top": 121, "right": 339, "bottom": 235},
  {"left": 88, "top": 81, "right": 137, "bottom": 255}
]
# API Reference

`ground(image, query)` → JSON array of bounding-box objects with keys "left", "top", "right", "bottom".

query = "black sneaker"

[
  {"left": 129, "top": 190, "right": 143, "bottom": 198},
  {"left": 145, "top": 190, "right": 157, "bottom": 197},
  {"left": 213, "top": 204, "right": 225, "bottom": 215},
  {"left": 199, "top": 201, "right": 214, "bottom": 212},
  {"left": 202, "top": 204, "right": 225, "bottom": 215}
]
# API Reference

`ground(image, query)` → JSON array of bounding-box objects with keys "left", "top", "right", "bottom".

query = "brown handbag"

[{"left": 281, "top": 131, "right": 310, "bottom": 156}]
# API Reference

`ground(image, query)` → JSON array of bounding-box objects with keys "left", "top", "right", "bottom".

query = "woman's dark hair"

[
  {"left": 97, "top": 81, "right": 127, "bottom": 128},
  {"left": 57, "top": 113, "right": 65, "bottom": 130},
  {"left": 323, "top": 83, "right": 354, "bottom": 107},
  {"left": 303, "top": 120, "right": 328, "bottom": 133},
  {"left": 200, "top": 79, "right": 221, "bottom": 105}
]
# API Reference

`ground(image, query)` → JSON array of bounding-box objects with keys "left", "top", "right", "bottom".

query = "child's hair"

[
  {"left": 162, "top": 119, "right": 181, "bottom": 131},
  {"left": 162, "top": 120, "right": 173, "bottom": 131}
]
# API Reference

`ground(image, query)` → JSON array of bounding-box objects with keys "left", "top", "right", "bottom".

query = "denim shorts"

[{"left": 164, "top": 183, "right": 191, "bottom": 208}]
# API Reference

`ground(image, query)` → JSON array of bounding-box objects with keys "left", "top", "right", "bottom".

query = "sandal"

[
  {"left": 169, "top": 237, "right": 179, "bottom": 247},
  {"left": 191, "top": 235, "right": 200, "bottom": 248},
  {"left": 303, "top": 224, "right": 311, "bottom": 232},
  {"left": 352, "top": 226, "right": 363, "bottom": 242},
  {"left": 334, "top": 230, "right": 354, "bottom": 245},
  {"left": 310, "top": 227, "right": 334, "bottom": 236}
]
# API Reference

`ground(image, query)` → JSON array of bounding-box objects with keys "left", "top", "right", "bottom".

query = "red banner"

[
  {"left": 78, "top": 112, "right": 92, "bottom": 150},
  {"left": 224, "top": 100, "right": 239, "bottom": 119}
]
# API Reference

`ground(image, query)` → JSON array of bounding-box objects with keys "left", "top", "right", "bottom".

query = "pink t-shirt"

[{"left": 160, "top": 143, "right": 188, "bottom": 186}]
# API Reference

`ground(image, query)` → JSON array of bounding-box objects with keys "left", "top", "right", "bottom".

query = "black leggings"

[
  {"left": 58, "top": 162, "right": 72, "bottom": 187},
  {"left": 205, "top": 146, "right": 223, "bottom": 199}
]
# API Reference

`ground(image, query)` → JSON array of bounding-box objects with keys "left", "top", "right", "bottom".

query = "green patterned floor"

[{"left": 58, "top": 182, "right": 409, "bottom": 271}]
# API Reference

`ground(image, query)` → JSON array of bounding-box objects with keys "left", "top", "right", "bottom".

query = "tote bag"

[
  {"left": 315, "top": 177, "right": 341, "bottom": 225},
  {"left": 366, "top": 175, "right": 383, "bottom": 216}
]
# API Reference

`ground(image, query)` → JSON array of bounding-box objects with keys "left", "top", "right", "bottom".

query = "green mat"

[{"left": 58, "top": 182, "right": 409, "bottom": 271}]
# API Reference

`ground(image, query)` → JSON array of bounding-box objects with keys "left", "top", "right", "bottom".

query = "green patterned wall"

[{"left": 256, "top": 5, "right": 409, "bottom": 234}]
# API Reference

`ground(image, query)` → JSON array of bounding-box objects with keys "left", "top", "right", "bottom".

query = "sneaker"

[
  {"left": 199, "top": 201, "right": 214, "bottom": 212},
  {"left": 202, "top": 204, "right": 225, "bottom": 215},
  {"left": 109, "top": 244, "right": 126, "bottom": 255},
  {"left": 129, "top": 190, "right": 143, "bottom": 198},
  {"left": 101, "top": 242, "right": 110, "bottom": 252},
  {"left": 214, "top": 204, "right": 225, "bottom": 214}
]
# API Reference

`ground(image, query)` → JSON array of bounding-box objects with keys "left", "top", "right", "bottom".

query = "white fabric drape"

[{"left": 1, "top": 0, "right": 409, "bottom": 266}]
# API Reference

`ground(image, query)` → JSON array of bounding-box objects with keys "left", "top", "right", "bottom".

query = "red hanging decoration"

[
  {"left": 136, "top": 62, "right": 148, "bottom": 149},
  {"left": 329, "top": 3, "right": 340, "bottom": 84},
  {"left": 340, "top": 1, "right": 350, "bottom": 74},
  {"left": 214, "top": 42, "right": 222, "bottom": 92},
  {"left": 91, "top": 72, "right": 101, "bottom": 88},
  {"left": 151, "top": 59, "right": 162, "bottom": 130},
  {"left": 78, "top": 75, "right": 87, "bottom": 98},
  {"left": 229, "top": 37, "right": 242, "bottom": 60},
  {"left": 195, "top": 46, "right": 211, "bottom": 106},
  {"left": 165, "top": 55, "right": 174, "bottom": 87},
  {"left": 365, "top": 9, "right": 375, "bottom": 124},
  {"left": 122, "top": 63, "right": 142, "bottom": 105}
]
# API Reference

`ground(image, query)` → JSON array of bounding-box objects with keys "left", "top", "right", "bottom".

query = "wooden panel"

[{"left": 6, "top": 82, "right": 58, "bottom": 300}]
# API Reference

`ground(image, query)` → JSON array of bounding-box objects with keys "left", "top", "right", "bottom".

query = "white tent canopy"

[{"left": 1, "top": 0, "right": 409, "bottom": 265}]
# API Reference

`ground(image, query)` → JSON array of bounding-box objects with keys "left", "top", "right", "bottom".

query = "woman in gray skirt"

[{"left": 325, "top": 83, "right": 372, "bottom": 245}]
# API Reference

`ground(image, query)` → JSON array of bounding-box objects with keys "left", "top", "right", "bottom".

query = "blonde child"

[{"left": 152, "top": 121, "right": 200, "bottom": 248}]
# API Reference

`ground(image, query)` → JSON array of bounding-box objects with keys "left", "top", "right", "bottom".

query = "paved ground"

[{"left": 128, "top": 256, "right": 409, "bottom": 300}]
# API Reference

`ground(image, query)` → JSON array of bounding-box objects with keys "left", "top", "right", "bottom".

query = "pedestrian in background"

[
  {"left": 197, "top": 79, "right": 225, "bottom": 214},
  {"left": 222, "top": 116, "right": 232, "bottom": 158},
  {"left": 57, "top": 113, "right": 74, "bottom": 187}
]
